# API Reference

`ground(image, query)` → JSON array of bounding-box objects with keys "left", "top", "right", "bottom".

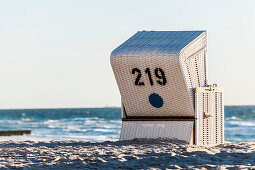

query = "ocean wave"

[
  {"left": 64, "top": 126, "right": 85, "bottom": 131},
  {"left": 225, "top": 116, "right": 242, "bottom": 120},
  {"left": 21, "top": 118, "right": 36, "bottom": 122},
  {"left": 227, "top": 121, "right": 255, "bottom": 127},
  {"left": 94, "top": 129, "right": 118, "bottom": 132}
]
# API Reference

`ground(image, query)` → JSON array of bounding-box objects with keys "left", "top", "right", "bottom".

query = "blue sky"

[{"left": 0, "top": 0, "right": 254, "bottom": 108}]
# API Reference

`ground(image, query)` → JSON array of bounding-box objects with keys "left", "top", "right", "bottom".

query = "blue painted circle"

[{"left": 149, "top": 93, "right": 164, "bottom": 108}]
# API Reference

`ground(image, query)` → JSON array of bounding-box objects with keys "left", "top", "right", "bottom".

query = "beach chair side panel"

[{"left": 179, "top": 31, "right": 207, "bottom": 108}]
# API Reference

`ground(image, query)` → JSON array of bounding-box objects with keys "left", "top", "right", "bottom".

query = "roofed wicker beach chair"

[{"left": 110, "top": 31, "right": 224, "bottom": 145}]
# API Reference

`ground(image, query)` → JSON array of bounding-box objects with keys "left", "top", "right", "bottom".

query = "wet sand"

[{"left": 0, "top": 138, "right": 254, "bottom": 169}]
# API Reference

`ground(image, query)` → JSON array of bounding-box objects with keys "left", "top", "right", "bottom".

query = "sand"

[{"left": 0, "top": 138, "right": 254, "bottom": 169}]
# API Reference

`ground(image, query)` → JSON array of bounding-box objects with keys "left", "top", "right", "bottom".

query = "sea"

[{"left": 0, "top": 106, "right": 254, "bottom": 143}]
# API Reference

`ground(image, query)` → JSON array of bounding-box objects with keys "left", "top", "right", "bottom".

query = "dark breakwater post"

[{"left": 0, "top": 130, "right": 31, "bottom": 136}]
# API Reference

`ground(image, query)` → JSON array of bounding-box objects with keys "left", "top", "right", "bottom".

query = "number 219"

[{"left": 131, "top": 67, "right": 167, "bottom": 86}]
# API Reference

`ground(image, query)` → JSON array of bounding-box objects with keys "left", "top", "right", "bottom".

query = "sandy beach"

[{"left": 0, "top": 139, "right": 254, "bottom": 169}]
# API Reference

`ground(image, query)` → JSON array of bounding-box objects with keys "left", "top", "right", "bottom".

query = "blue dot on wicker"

[{"left": 149, "top": 93, "right": 163, "bottom": 108}]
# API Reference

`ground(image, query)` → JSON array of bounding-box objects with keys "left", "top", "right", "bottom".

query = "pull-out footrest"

[{"left": 120, "top": 120, "right": 194, "bottom": 144}]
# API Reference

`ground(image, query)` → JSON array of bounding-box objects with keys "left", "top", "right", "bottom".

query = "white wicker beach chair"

[{"left": 110, "top": 31, "right": 224, "bottom": 145}]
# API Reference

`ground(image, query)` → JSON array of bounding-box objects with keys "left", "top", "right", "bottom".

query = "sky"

[{"left": 0, "top": 0, "right": 254, "bottom": 109}]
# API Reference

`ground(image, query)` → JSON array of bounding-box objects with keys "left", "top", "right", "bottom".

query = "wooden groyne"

[{"left": 0, "top": 130, "right": 31, "bottom": 136}]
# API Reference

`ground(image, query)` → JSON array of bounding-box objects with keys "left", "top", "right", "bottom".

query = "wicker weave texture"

[
  {"left": 120, "top": 121, "right": 194, "bottom": 143},
  {"left": 195, "top": 88, "right": 224, "bottom": 145},
  {"left": 111, "top": 31, "right": 207, "bottom": 117},
  {"left": 111, "top": 31, "right": 205, "bottom": 56},
  {"left": 111, "top": 55, "right": 194, "bottom": 117},
  {"left": 180, "top": 32, "right": 207, "bottom": 106}
]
